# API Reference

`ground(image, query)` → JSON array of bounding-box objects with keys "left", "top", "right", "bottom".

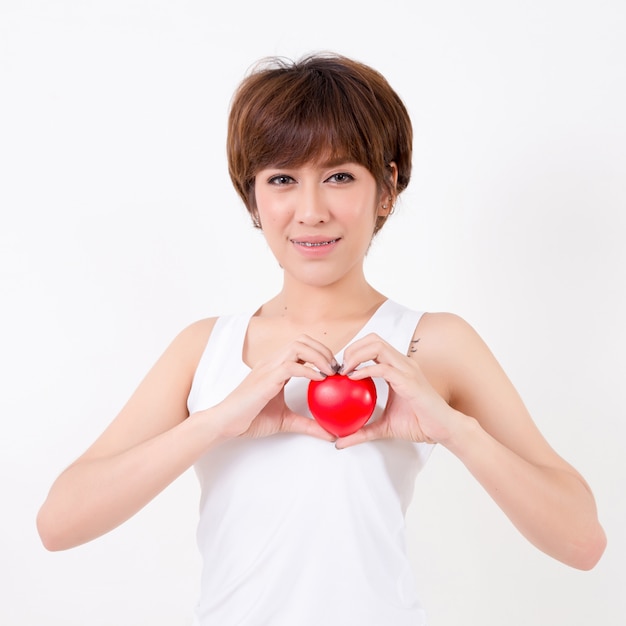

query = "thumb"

[
  {"left": 334, "top": 419, "right": 389, "bottom": 449},
  {"left": 281, "top": 409, "right": 337, "bottom": 442}
]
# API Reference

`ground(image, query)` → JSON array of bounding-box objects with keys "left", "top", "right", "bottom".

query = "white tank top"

[{"left": 188, "top": 300, "right": 434, "bottom": 625}]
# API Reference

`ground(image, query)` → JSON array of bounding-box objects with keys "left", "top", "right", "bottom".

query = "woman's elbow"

[
  {"left": 37, "top": 505, "right": 61, "bottom": 551},
  {"left": 36, "top": 501, "right": 75, "bottom": 552},
  {"left": 567, "top": 522, "right": 607, "bottom": 571}
]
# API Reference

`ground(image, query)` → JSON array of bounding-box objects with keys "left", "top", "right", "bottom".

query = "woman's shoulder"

[
  {"left": 387, "top": 301, "right": 472, "bottom": 334},
  {"left": 413, "top": 311, "right": 492, "bottom": 379},
  {"left": 416, "top": 311, "right": 479, "bottom": 340},
  {"left": 414, "top": 311, "right": 515, "bottom": 412},
  {"left": 172, "top": 310, "right": 255, "bottom": 369},
  {"left": 175, "top": 316, "right": 219, "bottom": 343},
  {"left": 166, "top": 317, "right": 220, "bottom": 373}
]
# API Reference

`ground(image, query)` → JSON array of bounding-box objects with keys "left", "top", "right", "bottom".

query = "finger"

[
  {"left": 341, "top": 334, "right": 403, "bottom": 375},
  {"left": 292, "top": 334, "right": 337, "bottom": 361},
  {"left": 346, "top": 362, "right": 407, "bottom": 387},
  {"left": 281, "top": 412, "right": 337, "bottom": 442},
  {"left": 275, "top": 361, "right": 328, "bottom": 382},
  {"left": 345, "top": 364, "right": 384, "bottom": 380},
  {"left": 334, "top": 420, "right": 389, "bottom": 449},
  {"left": 265, "top": 356, "right": 333, "bottom": 383},
  {"left": 341, "top": 332, "right": 383, "bottom": 365},
  {"left": 286, "top": 336, "right": 338, "bottom": 376}
]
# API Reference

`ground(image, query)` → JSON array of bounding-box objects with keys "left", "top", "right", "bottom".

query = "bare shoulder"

[
  {"left": 414, "top": 312, "right": 568, "bottom": 466},
  {"left": 74, "top": 317, "right": 219, "bottom": 463},
  {"left": 414, "top": 311, "right": 501, "bottom": 371},
  {"left": 150, "top": 316, "right": 221, "bottom": 389},
  {"left": 169, "top": 317, "right": 219, "bottom": 372},
  {"left": 417, "top": 312, "right": 476, "bottom": 341},
  {"left": 415, "top": 313, "right": 524, "bottom": 418},
  {"left": 410, "top": 312, "right": 489, "bottom": 399},
  {"left": 414, "top": 311, "right": 481, "bottom": 348}
]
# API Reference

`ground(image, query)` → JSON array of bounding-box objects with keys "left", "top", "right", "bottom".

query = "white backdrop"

[{"left": 1, "top": 1, "right": 625, "bottom": 624}]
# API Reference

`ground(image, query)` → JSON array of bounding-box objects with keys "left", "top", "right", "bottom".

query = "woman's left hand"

[
  {"left": 335, "top": 325, "right": 606, "bottom": 570},
  {"left": 334, "top": 332, "right": 465, "bottom": 448}
]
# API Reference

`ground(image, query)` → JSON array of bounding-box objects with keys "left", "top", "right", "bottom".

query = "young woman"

[{"left": 37, "top": 54, "right": 606, "bottom": 625}]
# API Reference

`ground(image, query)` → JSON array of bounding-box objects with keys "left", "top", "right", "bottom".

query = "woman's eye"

[
  {"left": 327, "top": 172, "right": 354, "bottom": 183},
  {"left": 268, "top": 175, "right": 295, "bottom": 185}
]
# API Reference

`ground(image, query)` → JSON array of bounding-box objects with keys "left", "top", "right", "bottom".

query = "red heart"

[{"left": 307, "top": 374, "right": 377, "bottom": 437}]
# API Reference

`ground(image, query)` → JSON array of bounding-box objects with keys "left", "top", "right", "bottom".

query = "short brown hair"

[{"left": 227, "top": 53, "right": 413, "bottom": 233}]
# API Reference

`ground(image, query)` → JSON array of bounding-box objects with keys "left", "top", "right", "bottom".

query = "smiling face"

[
  {"left": 254, "top": 160, "right": 391, "bottom": 288},
  {"left": 227, "top": 54, "right": 413, "bottom": 236}
]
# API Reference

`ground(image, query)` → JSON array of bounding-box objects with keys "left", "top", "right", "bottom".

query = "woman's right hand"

[
  {"left": 208, "top": 335, "right": 338, "bottom": 441},
  {"left": 37, "top": 325, "right": 337, "bottom": 551}
]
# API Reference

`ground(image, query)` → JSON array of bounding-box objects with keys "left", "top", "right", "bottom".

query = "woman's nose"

[{"left": 294, "top": 186, "right": 329, "bottom": 224}]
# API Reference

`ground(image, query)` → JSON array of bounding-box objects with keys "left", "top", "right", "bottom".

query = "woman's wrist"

[
  {"left": 186, "top": 407, "right": 235, "bottom": 450},
  {"left": 437, "top": 409, "right": 481, "bottom": 454}
]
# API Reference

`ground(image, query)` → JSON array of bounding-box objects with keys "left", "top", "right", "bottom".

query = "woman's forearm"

[
  {"left": 444, "top": 414, "right": 606, "bottom": 570},
  {"left": 37, "top": 411, "right": 221, "bottom": 551}
]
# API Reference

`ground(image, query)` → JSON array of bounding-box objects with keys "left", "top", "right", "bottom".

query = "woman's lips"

[
  {"left": 290, "top": 237, "right": 341, "bottom": 255},
  {"left": 291, "top": 238, "right": 340, "bottom": 247}
]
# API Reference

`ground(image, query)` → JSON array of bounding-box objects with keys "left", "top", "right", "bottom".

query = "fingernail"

[{"left": 332, "top": 360, "right": 342, "bottom": 374}]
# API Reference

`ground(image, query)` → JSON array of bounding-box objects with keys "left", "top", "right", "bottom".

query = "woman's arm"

[
  {"left": 338, "top": 313, "right": 606, "bottom": 570},
  {"left": 36, "top": 319, "right": 219, "bottom": 551},
  {"left": 37, "top": 323, "right": 337, "bottom": 551},
  {"left": 432, "top": 313, "right": 606, "bottom": 570}
]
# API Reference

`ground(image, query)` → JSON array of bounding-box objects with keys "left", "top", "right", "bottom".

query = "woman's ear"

[
  {"left": 388, "top": 161, "right": 399, "bottom": 187},
  {"left": 377, "top": 161, "right": 398, "bottom": 216},
  {"left": 250, "top": 208, "right": 262, "bottom": 228}
]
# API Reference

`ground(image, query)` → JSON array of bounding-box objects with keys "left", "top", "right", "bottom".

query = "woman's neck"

[{"left": 260, "top": 275, "right": 386, "bottom": 324}]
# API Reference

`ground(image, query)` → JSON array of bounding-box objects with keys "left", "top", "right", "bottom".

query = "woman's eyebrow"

[{"left": 317, "top": 157, "right": 358, "bottom": 168}]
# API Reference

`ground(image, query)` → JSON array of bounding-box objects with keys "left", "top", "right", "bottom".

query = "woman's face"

[{"left": 253, "top": 160, "right": 389, "bottom": 288}]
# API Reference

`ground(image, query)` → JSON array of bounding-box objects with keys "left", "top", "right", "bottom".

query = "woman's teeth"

[{"left": 296, "top": 239, "right": 338, "bottom": 247}]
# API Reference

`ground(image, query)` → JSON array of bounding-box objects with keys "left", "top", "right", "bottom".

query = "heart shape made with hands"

[{"left": 307, "top": 374, "right": 377, "bottom": 437}]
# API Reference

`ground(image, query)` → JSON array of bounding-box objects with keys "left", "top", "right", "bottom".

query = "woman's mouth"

[
  {"left": 290, "top": 237, "right": 341, "bottom": 257},
  {"left": 292, "top": 238, "right": 340, "bottom": 247}
]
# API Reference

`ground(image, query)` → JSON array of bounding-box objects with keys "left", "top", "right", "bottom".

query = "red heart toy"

[{"left": 307, "top": 374, "right": 377, "bottom": 437}]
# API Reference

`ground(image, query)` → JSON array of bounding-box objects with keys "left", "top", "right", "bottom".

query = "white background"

[{"left": 1, "top": 1, "right": 625, "bottom": 624}]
